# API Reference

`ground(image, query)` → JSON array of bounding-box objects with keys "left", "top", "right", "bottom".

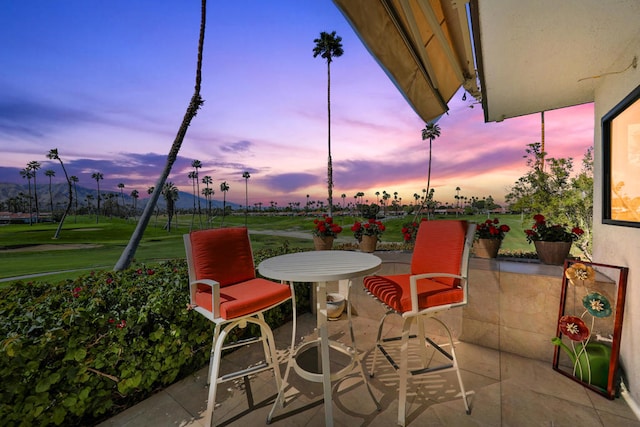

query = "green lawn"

[{"left": 0, "top": 213, "right": 536, "bottom": 285}]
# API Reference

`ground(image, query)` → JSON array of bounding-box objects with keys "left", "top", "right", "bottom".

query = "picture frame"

[
  {"left": 602, "top": 83, "right": 640, "bottom": 227},
  {"left": 552, "top": 260, "right": 629, "bottom": 399}
]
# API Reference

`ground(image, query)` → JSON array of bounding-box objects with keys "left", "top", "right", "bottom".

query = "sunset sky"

[{"left": 0, "top": 1, "right": 595, "bottom": 208}]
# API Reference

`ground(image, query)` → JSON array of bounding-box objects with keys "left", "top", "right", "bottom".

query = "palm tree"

[
  {"left": 188, "top": 170, "right": 197, "bottom": 230},
  {"left": 242, "top": 171, "right": 250, "bottom": 227},
  {"left": 44, "top": 169, "right": 55, "bottom": 215},
  {"left": 46, "top": 149, "right": 72, "bottom": 239},
  {"left": 220, "top": 181, "right": 229, "bottom": 226},
  {"left": 162, "top": 182, "right": 179, "bottom": 232},
  {"left": 27, "top": 161, "right": 41, "bottom": 221},
  {"left": 148, "top": 186, "right": 158, "bottom": 227},
  {"left": 130, "top": 189, "right": 139, "bottom": 215},
  {"left": 91, "top": 172, "right": 103, "bottom": 223},
  {"left": 202, "top": 187, "right": 213, "bottom": 226},
  {"left": 19, "top": 168, "right": 33, "bottom": 225},
  {"left": 202, "top": 175, "right": 212, "bottom": 222},
  {"left": 191, "top": 159, "right": 203, "bottom": 227},
  {"left": 421, "top": 122, "right": 441, "bottom": 205},
  {"left": 114, "top": 0, "right": 207, "bottom": 271},
  {"left": 313, "top": 30, "right": 343, "bottom": 218},
  {"left": 70, "top": 175, "right": 79, "bottom": 221},
  {"left": 117, "top": 183, "right": 125, "bottom": 213}
]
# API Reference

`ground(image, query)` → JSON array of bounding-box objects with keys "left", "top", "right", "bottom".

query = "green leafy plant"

[
  {"left": 524, "top": 214, "right": 584, "bottom": 243},
  {"left": 0, "top": 244, "right": 310, "bottom": 426}
]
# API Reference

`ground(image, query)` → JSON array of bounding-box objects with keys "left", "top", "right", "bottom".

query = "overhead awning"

[{"left": 333, "top": 0, "right": 480, "bottom": 123}]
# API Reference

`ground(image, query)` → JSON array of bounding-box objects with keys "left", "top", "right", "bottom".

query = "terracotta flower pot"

[
  {"left": 474, "top": 238, "right": 501, "bottom": 258},
  {"left": 313, "top": 235, "right": 334, "bottom": 251},
  {"left": 534, "top": 240, "right": 572, "bottom": 265},
  {"left": 359, "top": 235, "right": 378, "bottom": 253}
]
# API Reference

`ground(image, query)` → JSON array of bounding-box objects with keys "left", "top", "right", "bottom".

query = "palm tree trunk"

[
  {"left": 114, "top": 0, "right": 206, "bottom": 271},
  {"left": 53, "top": 160, "right": 72, "bottom": 239},
  {"left": 327, "top": 61, "right": 333, "bottom": 217}
]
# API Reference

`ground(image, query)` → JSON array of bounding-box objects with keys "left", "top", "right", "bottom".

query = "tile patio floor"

[{"left": 100, "top": 276, "right": 640, "bottom": 427}]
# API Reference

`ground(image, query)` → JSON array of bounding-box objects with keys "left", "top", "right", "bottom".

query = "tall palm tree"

[
  {"left": 421, "top": 122, "right": 441, "bottom": 204},
  {"left": 70, "top": 175, "right": 79, "bottom": 221},
  {"left": 148, "top": 186, "right": 158, "bottom": 227},
  {"left": 220, "top": 181, "right": 229, "bottom": 226},
  {"left": 202, "top": 175, "right": 213, "bottom": 223},
  {"left": 130, "top": 189, "right": 139, "bottom": 215},
  {"left": 91, "top": 172, "right": 103, "bottom": 223},
  {"left": 114, "top": 0, "right": 207, "bottom": 271},
  {"left": 313, "top": 30, "right": 343, "bottom": 218},
  {"left": 191, "top": 159, "right": 203, "bottom": 227},
  {"left": 188, "top": 170, "right": 197, "bottom": 230},
  {"left": 27, "top": 161, "right": 41, "bottom": 221},
  {"left": 44, "top": 169, "right": 55, "bottom": 215},
  {"left": 202, "top": 187, "right": 213, "bottom": 226},
  {"left": 19, "top": 168, "right": 33, "bottom": 225},
  {"left": 117, "top": 183, "right": 125, "bottom": 213},
  {"left": 242, "top": 171, "right": 250, "bottom": 227},
  {"left": 162, "top": 182, "right": 179, "bottom": 232},
  {"left": 47, "top": 149, "right": 72, "bottom": 239}
]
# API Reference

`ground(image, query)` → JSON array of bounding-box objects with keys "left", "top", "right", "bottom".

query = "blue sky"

[{"left": 0, "top": 0, "right": 594, "bottom": 207}]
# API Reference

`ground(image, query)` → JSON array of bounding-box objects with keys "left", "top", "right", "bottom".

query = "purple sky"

[{"left": 0, "top": 1, "right": 594, "bottom": 207}]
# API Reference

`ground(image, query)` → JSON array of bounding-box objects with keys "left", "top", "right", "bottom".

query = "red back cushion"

[
  {"left": 411, "top": 220, "right": 467, "bottom": 286},
  {"left": 189, "top": 227, "right": 256, "bottom": 287}
]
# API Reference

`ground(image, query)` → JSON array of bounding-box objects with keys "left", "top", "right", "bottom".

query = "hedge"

[{"left": 0, "top": 244, "right": 310, "bottom": 426}]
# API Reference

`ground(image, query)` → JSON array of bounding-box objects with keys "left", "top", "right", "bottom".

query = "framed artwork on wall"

[
  {"left": 602, "top": 83, "right": 640, "bottom": 227},
  {"left": 552, "top": 260, "right": 629, "bottom": 399}
]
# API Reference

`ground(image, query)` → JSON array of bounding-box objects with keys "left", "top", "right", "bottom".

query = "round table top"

[{"left": 258, "top": 250, "right": 382, "bottom": 282}]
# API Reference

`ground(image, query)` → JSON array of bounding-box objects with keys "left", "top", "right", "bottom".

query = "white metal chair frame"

[
  {"left": 366, "top": 222, "right": 475, "bottom": 426},
  {"left": 184, "top": 234, "right": 297, "bottom": 427}
]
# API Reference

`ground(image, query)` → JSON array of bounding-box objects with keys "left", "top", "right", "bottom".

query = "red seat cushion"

[
  {"left": 364, "top": 220, "right": 468, "bottom": 313},
  {"left": 364, "top": 274, "right": 463, "bottom": 313},
  {"left": 195, "top": 278, "right": 292, "bottom": 319},
  {"left": 188, "top": 227, "right": 291, "bottom": 319}
]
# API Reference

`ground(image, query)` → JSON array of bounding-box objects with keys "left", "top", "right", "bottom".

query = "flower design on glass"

[
  {"left": 565, "top": 262, "right": 595, "bottom": 286},
  {"left": 559, "top": 315, "right": 590, "bottom": 341},
  {"left": 582, "top": 292, "right": 612, "bottom": 318}
]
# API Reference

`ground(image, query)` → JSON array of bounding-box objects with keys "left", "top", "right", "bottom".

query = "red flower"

[
  {"left": 108, "top": 318, "right": 115, "bottom": 324},
  {"left": 499, "top": 224, "right": 510, "bottom": 232},
  {"left": 106, "top": 278, "right": 113, "bottom": 284},
  {"left": 146, "top": 269, "right": 155, "bottom": 275},
  {"left": 559, "top": 315, "right": 589, "bottom": 341},
  {"left": 533, "top": 214, "right": 546, "bottom": 223},
  {"left": 72, "top": 287, "right": 82, "bottom": 298},
  {"left": 116, "top": 319, "right": 127, "bottom": 329},
  {"left": 572, "top": 227, "right": 584, "bottom": 235}
]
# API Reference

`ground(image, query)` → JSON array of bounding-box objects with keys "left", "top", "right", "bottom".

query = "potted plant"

[
  {"left": 401, "top": 221, "right": 419, "bottom": 244},
  {"left": 351, "top": 218, "right": 385, "bottom": 252},
  {"left": 524, "top": 214, "right": 584, "bottom": 265},
  {"left": 474, "top": 218, "right": 510, "bottom": 258},
  {"left": 312, "top": 215, "right": 342, "bottom": 250}
]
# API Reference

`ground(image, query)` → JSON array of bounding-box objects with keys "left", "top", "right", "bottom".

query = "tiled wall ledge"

[{"left": 374, "top": 253, "right": 566, "bottom": 362}]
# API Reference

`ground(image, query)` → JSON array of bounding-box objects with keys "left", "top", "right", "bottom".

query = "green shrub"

[{"left": 0, "top": 244, "right": 310, "bottom": 426}]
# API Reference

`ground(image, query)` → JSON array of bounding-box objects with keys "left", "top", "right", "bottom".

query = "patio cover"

[{"left": 333, "top": 0, "right": 480, "bottom": 123}]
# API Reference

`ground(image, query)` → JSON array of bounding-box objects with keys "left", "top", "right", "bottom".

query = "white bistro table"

[{"left": 258, "top": 250, "right": 382, "bottom": 426}]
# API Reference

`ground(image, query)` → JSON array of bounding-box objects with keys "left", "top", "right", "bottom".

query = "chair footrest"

[
  {"left": 410, "top": 363, "right": 454, "bottom": 376},
  {"left": 217, "top": 362, "right": 270, "bottom": 383},
  {"left": 221, "top": 335, "right": 263, "bottom": 352}
]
